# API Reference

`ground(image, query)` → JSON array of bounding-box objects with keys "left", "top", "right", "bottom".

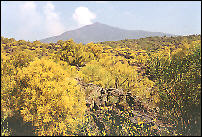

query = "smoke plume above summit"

[{"left": 73, "top": 7, "right": 96, "bottom": 27}]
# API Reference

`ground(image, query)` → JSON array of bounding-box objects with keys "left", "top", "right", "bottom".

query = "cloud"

[
  {"left": 73, "top": 7, "right": 96, "bottom": 26},
  {"left": 15, "top": 1, "right": 65, "bottom": 40},
  {"left": 17, "top": 1, "right": 42, "bottom": 40},
  {"left": 43, "top": 2, "right": 65, "bottom": 36}
]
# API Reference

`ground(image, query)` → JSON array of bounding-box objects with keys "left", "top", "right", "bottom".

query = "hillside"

[
  {"left": 1, "top": 35, "right": 201, "bottom": 136},
  {"left": 40, "top": 22, "right": 174, "bottom": 44}
]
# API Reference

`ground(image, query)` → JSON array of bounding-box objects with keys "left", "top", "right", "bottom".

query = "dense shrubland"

[{"left": 1, "top": 35, "right": 201, "bottom": 136}]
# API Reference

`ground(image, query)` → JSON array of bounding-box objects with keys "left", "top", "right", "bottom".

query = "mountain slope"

[{"left": 40, "top": 22, "right": 174, "bottom": 44}]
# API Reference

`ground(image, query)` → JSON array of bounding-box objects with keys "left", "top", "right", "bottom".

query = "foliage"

[
  {"left": 1, "top": 35, "right": 201, "bottom": 136},
  {"left": 79, "top": 60, "right": 114, "bottom": 88},
  {"left": 58, "top": 39, "right": 95, "bottom": 67},
  {"left": 2, "top": 57, "right": 86, "bottom": 136},
  {"left": 17, "top": 58, "right": 87, "bottom": 135},
  {"left": 147, "top": 40, "right": 201, "bottom": 135}
]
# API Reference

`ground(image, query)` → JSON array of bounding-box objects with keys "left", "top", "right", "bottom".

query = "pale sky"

[{"left": 1, "top": 1, "right": 201, "bottom": 41}]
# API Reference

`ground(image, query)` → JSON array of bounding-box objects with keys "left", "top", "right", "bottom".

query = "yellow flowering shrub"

[
  {"left": 147, "top": 39, "right": 201, "bottom": 136},
  {"left": 80, "top": 55, "right": 158, "bottom": 103},
  {"left": 1, "top": 52, "right": 17, "bottom": 114},
  {"left": 86, "top": 42, "right": 104, "bottom": 59},
  {"left": 1, "top": 52, "right": 16, "bottom": 136},
  {"left": 79, "top": 60, "right": 115, "bottom": 88},
  {"left": 1, "top": 35, "right": 200, "bottom": 136},
  {"left": 59, "top": 39, "right": 94, "bottom": 67},
  {"left": 13, "top": 58, "right": 86, "bottom": 135}
]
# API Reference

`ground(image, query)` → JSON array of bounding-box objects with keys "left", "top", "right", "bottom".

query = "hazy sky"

[{"left": 1, "top": 1, "right": 201, "bottom": 41}]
